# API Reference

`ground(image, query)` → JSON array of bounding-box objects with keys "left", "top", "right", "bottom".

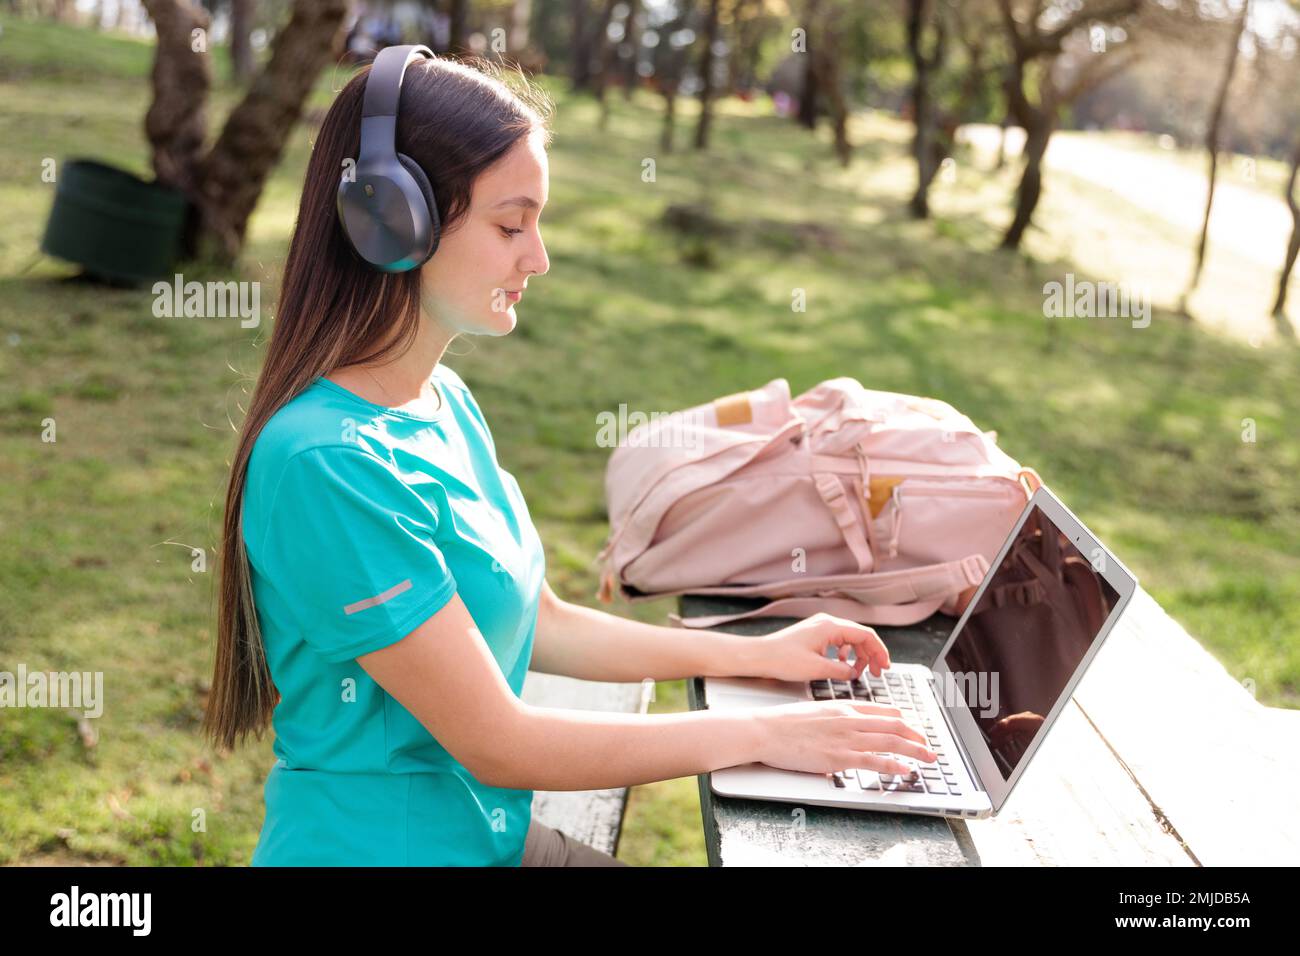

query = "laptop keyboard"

[{"left": 810, "top": 671, "right": 964, "bottom": 796}]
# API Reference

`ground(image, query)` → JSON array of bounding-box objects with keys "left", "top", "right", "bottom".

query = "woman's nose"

[{"left": 521, "top": 229, "right": 548, "bottom": 278}]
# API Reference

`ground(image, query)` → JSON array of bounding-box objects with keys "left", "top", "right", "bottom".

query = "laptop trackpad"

[{"left": 705, "top": 676, "right": 808, "bottom": 707}]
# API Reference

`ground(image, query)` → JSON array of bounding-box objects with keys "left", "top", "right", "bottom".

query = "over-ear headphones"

[{"left": 336, "top": 44, "right": 440, "bottom": 273}]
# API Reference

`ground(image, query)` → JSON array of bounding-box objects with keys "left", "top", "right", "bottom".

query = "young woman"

[{"left": 205, "top": 52, "right": 937, "bottom": 867}]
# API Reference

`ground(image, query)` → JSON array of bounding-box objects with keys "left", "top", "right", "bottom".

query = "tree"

[
  {"left": 906, "top": 0, "right": 947, "bottom": 218},
  {"left": 796, "top": 0, "right": 822, "bottom": 130},
  {"left": 653, "top": 1, "right": 698, "bottom": 152},
  {"left": 1181, "top": 0, "right": 1250, "bottom": 314},
  {"left": 1268, "top": 5, "right": 1300, "bottom": 333},
  {"left": 725, "top": 0, "right": 770, "bottom": 96},
  {"left": 570, "top": 0, "right": 600, "bottom": 91},
  {"left": 1273, "top": 133, "right": 1300, "bottom": 334},
  {"left": 996, "top": 0, "right": 1143, "bottom": 250},
  {"left": 620, "top": 0, "right": 645, "bottom": 99},
  {"left": 811, "top": 0, "right": 851, "bottom": 165},
  {"left": 599, "top": 0, "right": 641, "bottom": 127},
  {"left": 141, "top": 0, "right": 351, "bottom": 263},
  {"left": 693, "top": 0, "right": 723, "bottom": 148},
  {"left": 448, "top": 0, "right": 470, "bottom": 56},
  {"left": 948, "top": 1, "right": 1009, "bottom": 172},
  {"left": 143, "top": 0, "right": 211, "bottom": 200},
  {"left": 783, "top": 0, "right": 852, "bottom": 163},
  {"left": 591, "top": 0, "right": 622, "bottom": 120},
  {"left": 229, "top": 0, "right": 256, "bottom": 83}
]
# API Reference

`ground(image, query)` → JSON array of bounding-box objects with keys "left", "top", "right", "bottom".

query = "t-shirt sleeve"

[{"left": 252, "top": 445, "right": 458, "bottom": 663}]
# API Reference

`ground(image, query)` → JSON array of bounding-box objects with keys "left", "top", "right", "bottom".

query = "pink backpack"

[{"left": 594, "top": 377, "right": 1042, "bottom": 628}]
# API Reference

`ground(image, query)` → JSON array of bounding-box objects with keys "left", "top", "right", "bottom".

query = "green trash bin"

[{"left": 40, "top": 158, "right": 190, "bottom": 285}]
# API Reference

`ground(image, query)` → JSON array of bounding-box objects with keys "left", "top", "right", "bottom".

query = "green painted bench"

[{"left": 683, "top": 588, "right": 1300, "bottom": 866}]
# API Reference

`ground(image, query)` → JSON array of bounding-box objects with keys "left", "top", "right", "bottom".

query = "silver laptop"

[{"left": 703, "top": 485, "right": 1137, "bottom": 819}]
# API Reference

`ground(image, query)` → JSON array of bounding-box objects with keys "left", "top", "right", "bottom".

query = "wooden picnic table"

[{"left": 683, "top": 588, "right": 1300, "bottom": 867}]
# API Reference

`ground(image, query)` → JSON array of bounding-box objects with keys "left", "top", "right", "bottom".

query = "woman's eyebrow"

[{"left": 492, "top": 196, "right": 541, "bottom": 210}]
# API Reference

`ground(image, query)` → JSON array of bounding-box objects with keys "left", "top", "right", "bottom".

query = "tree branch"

[
  {"left": 1057, "top": 42, "right": 1142, "bottom": 104},
  {"left": 1034, "top": 0, "right": 1141, "bottom": 55}
]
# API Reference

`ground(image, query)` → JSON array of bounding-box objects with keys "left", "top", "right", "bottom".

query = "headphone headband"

[
  {"left": 362, "top": 44, "right": 432, "bottom": 118},
  {"left": 357, "top": 44, "right": 433, "bottom": 171}
]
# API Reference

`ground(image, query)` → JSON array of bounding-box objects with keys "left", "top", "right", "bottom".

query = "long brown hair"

[{"left": 204, "top": 54, "right": 554, "bottom": 752}]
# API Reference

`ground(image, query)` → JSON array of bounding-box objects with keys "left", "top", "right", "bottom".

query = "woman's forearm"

[
  {"left": 482, "top": 701, "right": 762, "bottom": 791},
  {"left": 530, "top": 594, "right": 760, "bottom": 683}
]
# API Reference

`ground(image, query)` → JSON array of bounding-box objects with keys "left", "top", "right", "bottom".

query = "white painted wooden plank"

[
  {"left": 963, "top": 697, "right": 1194, "bottom": 866},
  {"left": 1072, "top": 588, "right": 1300, "bottom": 866}
]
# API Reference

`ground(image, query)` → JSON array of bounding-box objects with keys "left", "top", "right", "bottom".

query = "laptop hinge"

[{"left": 925, "top": 674, "right": 986, "bottom": 794}]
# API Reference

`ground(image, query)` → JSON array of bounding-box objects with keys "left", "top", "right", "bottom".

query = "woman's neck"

[{"left": 330, "top": 309, "right": 458, "bottom": 409}]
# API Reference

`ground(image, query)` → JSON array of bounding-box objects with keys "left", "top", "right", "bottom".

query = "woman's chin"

[
  {"left": 482, "top": 308, "right": 517, "bottom": 337},
  {"left": 445, "top": 308, "right": 516, "bottom": 337}
]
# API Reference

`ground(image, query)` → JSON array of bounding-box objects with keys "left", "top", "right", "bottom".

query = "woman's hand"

[
  {"left": 739, "top": 611, "right": 891, "bottom": 683},
  {"left": 752, "top": 699, "right": 938, "bottom": 775}
]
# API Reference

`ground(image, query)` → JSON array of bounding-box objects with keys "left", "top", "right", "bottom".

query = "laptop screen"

[{"left": 940, "top": 503, "right": 1120, "bottom": 781}]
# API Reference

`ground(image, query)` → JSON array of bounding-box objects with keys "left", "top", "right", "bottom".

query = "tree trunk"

[
  {"left": 796, "top": 0, "right": 822, "bottom": 130},
  {"left": 656, "top": 2, "right": 694, "bottom": 153},
  {"left": 661, "top": 81, "right": 678, "bottom": 152},
  {"left": 1271, "top": 136, "right": 1300, "bottom": 331},
  {"left": 621, "top": 0, "right": 643, "bottom": 100},
  {"left": 229, "top": 0, "right": 256, "bottom": 83},
  {"left": 995, "top": 111, "right": 1010, "bottom": 170},
  {"left": 1001, "top": 117, "right": 1052, "bottom": 250},
  {"left": 733, "top": 0, "right": 759, "bottom": 93},
  {"left": 1183, "top": 1, "right": 1249, "bottom": 309},
  {"left": 907, "top": 0, "right": 946, "bottom": 218},
  {"left": 141, "top": 0, "right": 211, "bottom": 200},
  {"left": 693, "top": 0, "right": 721, "bottom": 149},
  {"left": 448, "top": 0, "right": 469, "bottom": 56},
  {"left": 191, "top": 0, "right": 349, "bottom": 261},
  {"left": 816, "top": 3, "right": 850, "bottom": 166},
  {"left": 570, "top": 0, "right": 595, "bottom": 91},
  {"left": 592, "top": 0, "right": 620, "bottom": 119},
  {"left": 994, "top": 0, "right": 1140, "bottom": 250}
]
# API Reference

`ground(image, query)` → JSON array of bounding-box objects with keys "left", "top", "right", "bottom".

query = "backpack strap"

[
  {"left": 813, "top": 472, "right": 873, "bottom": 573},
  {"left": 668, "top": 594, "right": 948, "bottom": 629},
  {"left": 665, "top": 554, "right": 989, "bottom": 629}
]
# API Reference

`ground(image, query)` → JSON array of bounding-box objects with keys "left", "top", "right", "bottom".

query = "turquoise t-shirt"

[{"left": 241, "top": 362, "right": 546, "bottom": 866}]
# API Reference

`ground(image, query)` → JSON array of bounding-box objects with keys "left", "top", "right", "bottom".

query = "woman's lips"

[{"left": 505, "top": 290, "right": 522, "bottom": 302}]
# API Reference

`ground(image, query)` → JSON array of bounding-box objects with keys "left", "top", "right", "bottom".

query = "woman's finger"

[
  {"left": 842, "top": 701, "right": 903, "bottom": 717},
  {"left": 816, "top": 618, "right": 890, "bottom": 674},
  {"left": 858, "top": 733, "right": 937, "bottom": 763}
]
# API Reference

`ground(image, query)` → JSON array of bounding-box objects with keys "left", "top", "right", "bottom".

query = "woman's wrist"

[
  {"left": 696, "top": 629, "right": 771, "bottom": 679},
  {"left": 705, "top": 707, "right": 766, "bottom": 769}
]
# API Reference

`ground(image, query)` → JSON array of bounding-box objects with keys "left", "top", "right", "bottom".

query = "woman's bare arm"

[
  {"left": 530, "top": 579, "right": 761, "bottom": 683},
  {"left": 357, "top": 589, "right": 762, "bottom": 791}
]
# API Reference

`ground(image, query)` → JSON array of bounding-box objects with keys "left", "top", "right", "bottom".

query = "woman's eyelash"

[{"left": 500, "top": 226, "right": 523, "bottom": 237}]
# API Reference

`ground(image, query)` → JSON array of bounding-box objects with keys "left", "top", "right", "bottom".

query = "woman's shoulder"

[
  {"left": 244, "top": 382, "right": 398, "bottom": 521},
  {"left": 250, "top": 379, "right": 367, "bottom": 472}
]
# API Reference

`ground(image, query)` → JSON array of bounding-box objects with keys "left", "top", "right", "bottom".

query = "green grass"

[{"left": 1, "top": 14, "right": 1297, "bottom": 866}]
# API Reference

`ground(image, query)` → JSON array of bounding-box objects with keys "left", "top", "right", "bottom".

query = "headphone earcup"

[
  {"left": 397, "top": 153, "right": 441, "bottom": 264},
  {"left": 336, "top": 158, "right": 435, "bottom": 273}
]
